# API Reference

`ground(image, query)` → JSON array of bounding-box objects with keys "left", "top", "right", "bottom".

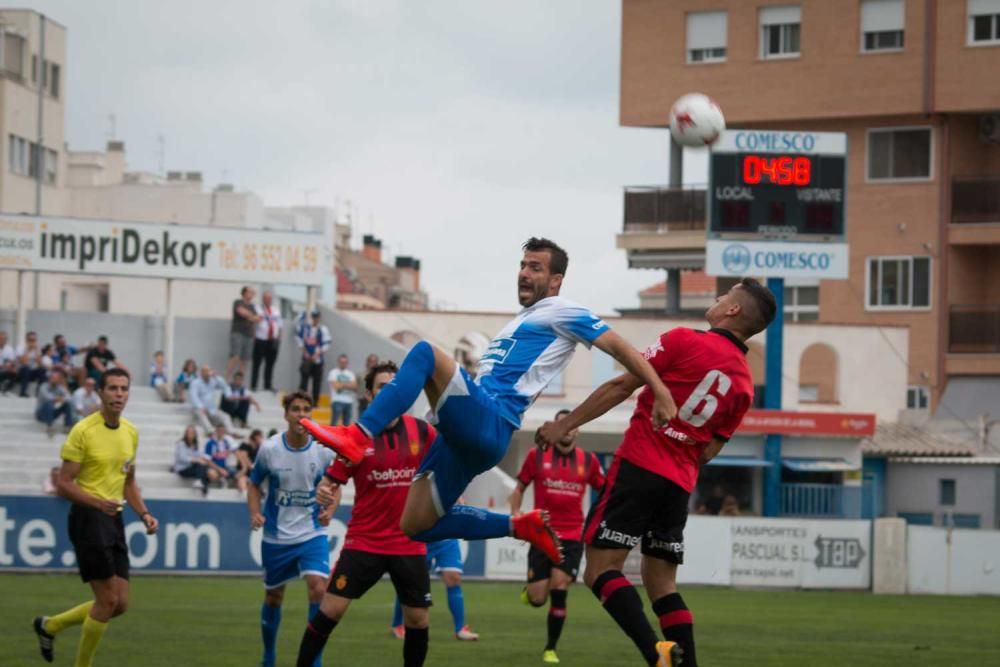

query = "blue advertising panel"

[{"left": 0, "top": 496, "right": 485, "bottom": 577}]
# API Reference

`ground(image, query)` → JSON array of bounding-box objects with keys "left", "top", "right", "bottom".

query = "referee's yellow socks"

[
  {"left": 44, "top": 601, "right": 93, "bottom": 634},
  {"left": 75, "top": 615, "right": 108, "bottom": 667}
]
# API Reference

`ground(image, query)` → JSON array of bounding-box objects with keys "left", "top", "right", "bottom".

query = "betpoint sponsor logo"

[
  {"left": 543, "top": 478, "right": 584, "bottom": 493},
  {"left": 369, "top": 467, "right": 417, "bottom": 483}
]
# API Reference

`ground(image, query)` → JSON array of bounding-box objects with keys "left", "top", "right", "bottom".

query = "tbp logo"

[
  {"left": 721, "top": 244, "right": 752, "bottom": 273},
  {"left": 814, "top": 536, "right": 865, "bottom": 569}
]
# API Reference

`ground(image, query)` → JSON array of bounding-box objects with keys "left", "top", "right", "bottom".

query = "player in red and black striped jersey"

[
  {"left": 297, "top": 362, "right": 436, "bottom": 667},
  {"left": 537, "top": 279, "right": 776, "bottom": 667},
  {"left": 510, "top": 409, "right": 605, "bottom": 664}
]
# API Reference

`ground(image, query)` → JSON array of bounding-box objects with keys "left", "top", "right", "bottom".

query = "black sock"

[
  {"left": 652, "top": 593, "right": 696, "bottom": 667},
  {"left": 591, "top": 570, "right": 660, "bottom": 665},
  {"left": 296, "top": 609, "right": 337, "bottom": 667},
  {"left": 403, "top": 626, "right": 429, "bottom": 667},
  {"left": 545, "top": 589, "right": 568, "bottom": 651}
]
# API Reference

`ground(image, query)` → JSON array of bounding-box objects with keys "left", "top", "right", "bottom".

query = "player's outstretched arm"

[
  {"left": 536, "top": 372, "right": 643, "bottom": 447},
  {"left": 699, "top": 437, "right": 727, "bottom": 465},
  {"left": 247, "top": 482, "right": 266, "bottom": 530},
  {"left": 591, "top": 330, "right": 677, "bottom": 427}
]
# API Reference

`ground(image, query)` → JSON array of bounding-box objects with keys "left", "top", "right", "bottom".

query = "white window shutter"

[
  {"left": 686, "top": 11, "right": 727, "bottom": 50},
  {"left": 969, "top": 0, "right": 1000, "bottom": 16},
  {"left": 760, "top": 5, "right": 801, "bottom": 25},
  {"left": 861, "top": 0, "right": 904, "bottom": 32}
]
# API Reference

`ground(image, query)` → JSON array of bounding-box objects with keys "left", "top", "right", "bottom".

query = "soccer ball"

[{"left": 669, "top": 93, "right": 725, "bottom": 147}]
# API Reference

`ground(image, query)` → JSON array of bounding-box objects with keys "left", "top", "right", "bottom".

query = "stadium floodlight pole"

[{"left": 762, "top": 277, "right": 784, "bottom": 517}]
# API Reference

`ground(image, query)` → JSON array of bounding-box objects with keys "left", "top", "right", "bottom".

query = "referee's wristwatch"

[{"left": 139, "top": 511, "right": 153, "bottom": 520}]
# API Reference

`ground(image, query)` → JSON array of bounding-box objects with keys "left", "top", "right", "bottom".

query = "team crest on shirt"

[
  {"left": 409, "top": 441, "right": 420, "bottom": 456},
  {"left": 335, "top": 575, "right": 348, "bottom": 590},
  {"left": 577, "top": 464, "right": 584, "bottom": 477}
]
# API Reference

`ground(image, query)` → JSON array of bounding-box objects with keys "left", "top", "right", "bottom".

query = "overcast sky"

[{"left": 30, "top": 0, "right": 708, "bottom": 314}]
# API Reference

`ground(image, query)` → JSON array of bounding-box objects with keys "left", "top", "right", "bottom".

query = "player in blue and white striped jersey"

[
  {"left": 248, "top": 391, "right": 334, "bottom": 667},
  {"left": 302, "top": 238, "right": 677, "bottom": 567}
]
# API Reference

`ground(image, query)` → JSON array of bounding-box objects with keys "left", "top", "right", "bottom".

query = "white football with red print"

[{"left": 669, "top": 93, "right": 725, "bottom": 148}]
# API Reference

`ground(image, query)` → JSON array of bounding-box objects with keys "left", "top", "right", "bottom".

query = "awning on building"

[
  {"left": 707, "top": 456, "right": 773, "bottom": 467},
  {"left": 782, "top": 458, "right": 858, "bottom": 472}
]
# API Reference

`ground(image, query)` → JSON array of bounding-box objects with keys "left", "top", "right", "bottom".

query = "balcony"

[
  {"left": 779, "top": 483, "right": 859, "bottom": 518},
  {"left": 950, "top": 179, "right": 1000, "bottom": 245},
  {"left": 949, "top": 305, "right": 1000, "bottom": 353},
  {"left": 617, "top": 187, "right": 707, "bottom": 270}
]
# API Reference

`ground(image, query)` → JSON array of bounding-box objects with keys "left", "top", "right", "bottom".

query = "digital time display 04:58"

[{"left": 742, "top": 155, "right": 812, "bottom": 186}]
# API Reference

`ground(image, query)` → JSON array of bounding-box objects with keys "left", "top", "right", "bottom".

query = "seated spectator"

[
  {"left": 266, "top": 428, "right": 278, "bottom": 439},
  {"left": 0, "top": 330, "right": 16, "bottom": 394},
  {"left": 72, "top": 377, "right": 102, "bottom": 418},
  {"left": 173, "top": 425, "right": 228, "bottom": 496},
  {"left": 719, "top": 495, "right": 742, "bottom": 517},
  {"left": 174, "top": 358, "right": 198, "bottom": 404},
  {"left": 149, "top": 350, "right": 175, "bottom": 402},
  {"left": 235, "top": 429, "right": 264, "bottom": 495},
  {"left": 36, "top": 370, "right": 77, "bottom": 435},
  {"left": 219, "top": 371, "right": 260, "bottom": 428},
  {"left": 188, "top": 365, "right": 234, "bottom": 434},
  {"left": 85, "top": 335, "right": 128, "bottom": 382},
  {"left": 204, "top": 423, "right": 237, "bottom": 485},
  {"left": 16, "top": 330, "right": 46, "bottom": 397},
  {"left": 53, "top": 334, "right": 88, "bottom": 388}
]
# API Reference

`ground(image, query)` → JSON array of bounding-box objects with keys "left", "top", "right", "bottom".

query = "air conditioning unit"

[{"left": 979, "top": 114, "right": 1000, "bottom": 144}]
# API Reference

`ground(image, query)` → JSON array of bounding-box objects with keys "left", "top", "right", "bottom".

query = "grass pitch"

[{"left": 2, "top": 573, "right": 999, "bottom": 666}]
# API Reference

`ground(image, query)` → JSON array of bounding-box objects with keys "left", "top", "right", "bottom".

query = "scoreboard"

[{"left": 708, "top": 131, "right": 847, "bottom": 241}]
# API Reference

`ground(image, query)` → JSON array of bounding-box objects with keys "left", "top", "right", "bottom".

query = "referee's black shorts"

[{"left": 68, "top": 504, "right": 130, "bottom": 582}]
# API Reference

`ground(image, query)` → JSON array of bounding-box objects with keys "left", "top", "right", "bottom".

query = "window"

[
  {"left": 0, "top": 30, "right": 25, "bottom": 79},
  {"left": 8, "top": 134, "right": 28, "bottom": 176},
  {"left": 31, "top": 53, "right": 36, "bottom": 82},
  {"left": 861, "top": 0, "right": 904, "bottom": 51},
  {"left": 44, "top": 148, "right": 57, "bottom": 185},
  {"left": 907, "top": 385, "right": 929, "bottom": 411},
  {"left": 760, "top": 5, "right": 801, "bottom": 59},
  {"left": 867, "top": 127, "right": 932, "bottom": 180},
  {"left": 939, "top": 479, "right": 956, "bottom": 506},
  {"left": 968, "top": 0, "right": 1000, "bottom": 44},
  {"left": 49, "top": 63, "right": 60, "bottom": 98},
  {"left": 687, "top": 11, "right": 727, "bottom": 63},
  {"left": 798, "top": 385, "right": 819, "bottom": 402},
  {"left": 867, "top": 256, "right": 931, "bottom": 309},
  {"left": 784, "top": 284, "right": 819, "bottom": 322}
]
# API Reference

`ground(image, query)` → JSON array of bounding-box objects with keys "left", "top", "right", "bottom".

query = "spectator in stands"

[
  {"left": 39, "top": 343, "right": 56, "bottom": 374},
  {"left": 188, "top": 365, "right": 234, "bottom": 434},
  {"left": 251, "top": 289, "right": 283, "bottom": 392},
  {"left": 719, "top": 495, "right": 741, "bottom": 517},
  {"left": 36, "top": 369, "right": 77, "bottom": 435},
  {"left": 84, "top": 335, "right": 128, "bottom": 382},
  {"left": 327, "top": 354, "right": 358, "bottom": 426},
  {"left": 173, "top": 425, "right": 222, "bottom": 497},
  {"left": 149, "top": 350, "right": 175, "bottom": 402},
  {"left": 356, "top": 353, "right": 379, "bottom": 415},
  {"left": 205, "top": 423, "right": 237, "bottom": 486},
  {"left": 16, "top": 330, "right": 46, "bottom": 397},
  {"left": 0, "top": 331, "right": 16, "bottom": 394},
  {"left": 220, "top": 371, "right": 260, "bottom": 428},
  {"left": 52, "top": 334, "right": 88, "bottom": 388},
  {"left": 226, "top": 285, "right": 262, "bottom": 381},
  {"left": 296, "top": 308, "right": 330, "bottom": 405},
  {"left": 174, "top": 358, "right": 198, "bottom": 404},
  {"left": 71, "top": 377, "right": 102, "bottom": 418},
  {"left": 235, "top": 428, "right": 264, "bottom": 496}
]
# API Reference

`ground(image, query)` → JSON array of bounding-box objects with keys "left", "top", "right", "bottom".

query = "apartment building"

[{"left": 618, "top": 0, "right": 1000, "bottom": 413}]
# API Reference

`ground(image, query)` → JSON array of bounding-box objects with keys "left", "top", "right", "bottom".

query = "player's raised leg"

[
  {"left": 643, "top": 556, "right": 697, "bottom": 667},
  {"left": 301, "top": 340, "right": 456, "bottom": 463}
]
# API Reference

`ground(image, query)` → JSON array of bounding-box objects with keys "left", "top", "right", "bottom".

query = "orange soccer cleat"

[
  {"left": 299, "top": 420, "right": 369, "bottom": 465},
  {"left": 512, "top": 510, "right": 562, "bottom": 563}
]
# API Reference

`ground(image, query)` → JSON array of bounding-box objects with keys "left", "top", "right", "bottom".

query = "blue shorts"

[
  {"left": 416, "top": 367, "right": 516, "bottom": 516},
  {"left": 261, "top": 534, "right": 330, "bottom": 589},
  {"left": 426, "top": 539, "right": 463, "bottom": 574}
]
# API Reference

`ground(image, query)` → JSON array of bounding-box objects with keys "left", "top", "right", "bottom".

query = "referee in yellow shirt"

[{"left": 33, "top": 367, "right": 158, "bottom": 666}]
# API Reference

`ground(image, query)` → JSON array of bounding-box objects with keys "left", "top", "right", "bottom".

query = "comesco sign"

[{"left": 707, "top": 240, "right": 848, "bottom": 279}]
